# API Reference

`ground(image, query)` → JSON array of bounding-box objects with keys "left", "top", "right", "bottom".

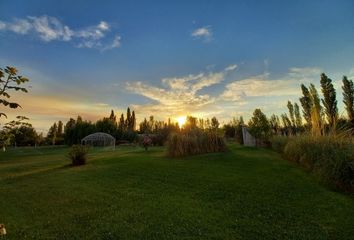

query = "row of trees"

[
  {"left": 246, "top": 74, "right": 354, "bottom": 141},
  {"left": 49, "top": 108, "right": 138, "bottom": 146}
]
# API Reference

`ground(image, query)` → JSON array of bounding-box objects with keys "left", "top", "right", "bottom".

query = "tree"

[
  {"left": 12, "top": 125, "right": 38, "bottom": 146},
  {"left": 57, "top": 121, "right": 63, "bottom": 136},
  {"left": 139, "top": 118, "right": 150, "bottom": 133},
  {"left": 223, "top": 116, "right": 244, "bottom": 144},
  {"left": 281, "top": 113, "right": 292, "bottom": 136},
  {"left": 299, "top": 84, "right": 312, "bottom": 127},
  {"left": 309, "top": 84, "right": 323, "bottom": 136},
  {"left": 47, "top": 122, "right": 58, "bottom": 145},
  {"left": 131, "top": 111, "right": 136, "bottom": 131},
  {"left": 109, "top": 109, "right": 116, "bottom": 121},
  {"left": 294, "top": 103, "right": 302, "bottom": 128},
  {"left": 149, "top": 116, "right": 155, "bottom": 132},
  {"left": 287, "top": 101, "right": 296, "bottom": 127},
  {"left": 63, "top": 117, "right": 96, "bottom": 146},
  {"left": 320, "top": 73, "right": 338, "bottom": 128},
  {"left": 248, "top": 109, "right": 271, "bottom": 140},
  {"left": 184, "top": 116, "right": 198, "bottom": 130},
  {"left": 96, "top": 118, "right": 117, "bottom": 135},
  {"left": 269, "top": 114, "right": 281, "bottom": 135},
  {"left": 125, "top": 107, "right": 131, "bottom": 130},
  {"left": 0, "top": 66, "right": 29, "bottom": 118},
  {"left": 211, "top": 116, "right": 219, "bottom": 130},
  {"left": 342, "top": 76, "right": 354, "bottom": 120},
  {"left": 118, "top": 114, "right": 125, "bottom": 132},
  {"left": 64, "top": 118, "right": 76, "bottom": 145},
  {"left": 0, "top": 116, "right": 30, "bottom": 151}
]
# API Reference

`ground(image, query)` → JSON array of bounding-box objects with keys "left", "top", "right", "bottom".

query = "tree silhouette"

[
  {"left": 320, "top": 73, "right": 338, "bottom": 128},
  {"left": 0, "top": 66, "right": 29, "bottom": 118},
  {"left": 299, "top": 84, "right": 312, "bottom": 127},
  {"left": 342, "top": 76, "right": 354, "bottom": 120}
]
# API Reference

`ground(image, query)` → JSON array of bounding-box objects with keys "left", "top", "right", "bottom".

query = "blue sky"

[{"left": 1, "top": 0, "right": 354, "bottom": 132}]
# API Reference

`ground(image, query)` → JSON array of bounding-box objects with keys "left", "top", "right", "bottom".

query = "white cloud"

[
  {"left": 97, "top": 21, "right": 109, "bottom": 31},
  {"left": 101, "top": 35, "right": 121, "bottom": 51},
  {"left": 225, "top": 64, "right": 238, "bottom": 71},
  {"left": 0, "top": 16, "right": 120, "bottom": 50},
  {"left": 8, "top": 18, "right": 32, "bottom": 34},
  {"left": 28, "top": 16, "right": 73, "bottom": 41},
  {"left": 0, "top": 21, "right": 6, "bottom": 30},
  {"left": 220, "top": 67, "right": 322, "bottom": 102},
  {"left": 288, "top": 67, "right": 321, "bottom": 78},
  {"left": 191, "top": 26, "right": 212, "bottom": 41},
  {"left": 125, "top": 65, "right": 236, "bottom": 117}
]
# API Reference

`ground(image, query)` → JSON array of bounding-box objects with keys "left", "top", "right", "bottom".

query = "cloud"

[
  {"left": 225, "top": 64, "right": 238, "bottom": 71},
  {"left": 220, "top": 67, "right": 322, "bottom": 102},
  {"left": 28, "top": 16, "right": 73, "bottom": 41},
  {"left": 101, "top": 35, "right": 121, "bottom": 51},
  {"left": 97, "top": 21, "right": 109, "bottom": 31},
  {"left": 0, "top": 21, "right": 6, "bottom": 30},
  {"left": 125, "top": 65, "right": 236, "bottom": 118},
  {"left": 191, "top": 26, "right": 212, "bottom": 41},
  {"left": 8, "top": 18, "right": 32, "bottom": 34},
  {"left": 0, "top": 16, "right": 121, "bottom": 50},
  {"left": 287, "top": 67, "right": 322, "bottom": 78}
]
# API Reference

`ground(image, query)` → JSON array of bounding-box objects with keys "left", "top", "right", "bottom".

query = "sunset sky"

[{"left": 1, "top": 0, "right": 354, "bottom": 133}]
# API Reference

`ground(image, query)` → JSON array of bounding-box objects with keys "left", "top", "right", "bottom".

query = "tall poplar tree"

[
  {"left": 131, "top": 110, "right": 136, "bottom": 131},
  {"left": 299, "top": 84, "right": 312, "bottom": 126},
  {"left": 287, "top": 101, "right": 296, "bottom": 127},
  {"left": 294, "top": 103, "right": 302, "bottom": 128},
  {"left": 309, "top": 84, "right": 323, "bottom": 136},
  {"left": 320, "top": 73, "right": 338, "bottom": 127},
  {"left": 126, "top": 107, "right": 131, "bottom": 130},
  {"left": 342, "top": 76, "right": 354, "bottom": 120},
  {"left": 118, "top": 113, "right": 125, "bottom": 131}
]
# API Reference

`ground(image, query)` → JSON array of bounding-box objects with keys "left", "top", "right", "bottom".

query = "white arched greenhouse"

[{"left": 81, "top": 132, "right": 116, "bottom": 149}]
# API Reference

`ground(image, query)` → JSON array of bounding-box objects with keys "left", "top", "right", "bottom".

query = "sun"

[{"left": 177, "top": 116, "right": 187, "bottom": 128}]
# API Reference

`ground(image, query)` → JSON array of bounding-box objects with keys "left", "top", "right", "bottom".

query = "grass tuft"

[
  {"left": 68, "top": 145, "right": 89, "bottom": 166},
  {"left": 167, "top": 130, "right": 227, "bottom": 157}
]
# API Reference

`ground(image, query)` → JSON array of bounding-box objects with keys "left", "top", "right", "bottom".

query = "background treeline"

[
  {"left": 56, "top": 108, "right": 138, "bottom": 146},
  {"left": 240, "top": 73, "right": 354, "bottom": 191},
  {"left": 46, "top": 112, "right": 225, "bottom": 147},
  {"left": 232, "top": 74, "right": 354, "bottom": 143}
]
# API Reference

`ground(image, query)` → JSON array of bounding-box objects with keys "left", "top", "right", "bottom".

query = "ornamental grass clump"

[
  {"left": 68, "top": 145, "right": 89, "bottom": 166},
  {"left": 283, "top": 135, "right": 354, "bottom": 191},
  {"left": 167, "top": 130, "right": 227, "bottom": 157},
  {"left": 270, "top": 135, "right": 289, "bottom": 153}
]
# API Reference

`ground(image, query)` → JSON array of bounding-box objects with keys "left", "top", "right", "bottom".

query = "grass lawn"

[{"left": 1, "top": 144, "right": 354, "bottom": 239}]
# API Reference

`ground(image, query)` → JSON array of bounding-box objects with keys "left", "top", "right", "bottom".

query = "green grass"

[{"left": 1, "top": 144, "right": 354, "bottom": 239}]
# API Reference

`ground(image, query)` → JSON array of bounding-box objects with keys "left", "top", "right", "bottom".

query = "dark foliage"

[{"left": 68, "top": 145, "right": 89, "bottom": 166}]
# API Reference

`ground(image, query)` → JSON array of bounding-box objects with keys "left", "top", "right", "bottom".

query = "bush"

[
  {"left": 270, "top": 135, "right": 289, "bottom": 153},
  {"left": 142, "top": 135, "right": 152, "bottom": 150},
  {"left": 167, "top": 130, "right": 227, "bottom": 157},
  {"left": 68, "top": 145, "right": 89, "bottom": 166},
  {"left": 283, "top": 135, "right": 354, "bottom": 191}
]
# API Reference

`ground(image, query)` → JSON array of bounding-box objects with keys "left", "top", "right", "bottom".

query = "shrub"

[
  {"left": 283, "top": 135, "right": 354, "bottom": 191},
  {"left": 68, "top": 145, "right": 89, "bottom": 166},
  {"left": 270, "top": 135, "right": 289, "bottom": 153},
  {"left": 167, "top": 130, "right": 227, "bottom": 157},
  {"left": 142, "top": 135, "right": 152, "bottom": 151}
]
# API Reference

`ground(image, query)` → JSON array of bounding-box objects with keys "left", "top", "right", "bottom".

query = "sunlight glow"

[{"left": 177, "top": 116, "right": 187, "bottom": 128}]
